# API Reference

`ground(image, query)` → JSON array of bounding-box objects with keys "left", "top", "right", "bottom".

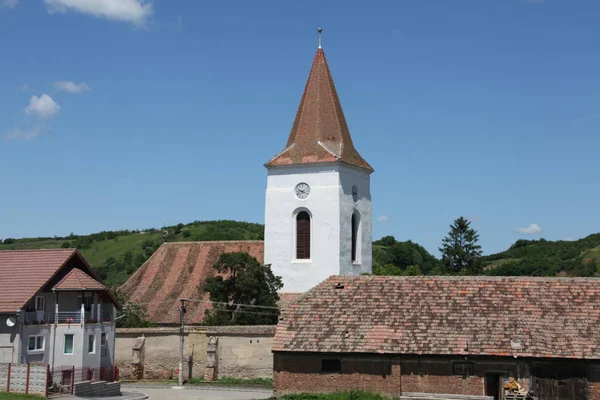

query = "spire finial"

[{"left": 317, "top": 27, "right": 322, "bottom": 49}]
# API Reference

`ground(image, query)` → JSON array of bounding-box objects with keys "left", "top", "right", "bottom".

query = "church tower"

[{"left": 264, "top": 30, "right": 373, "bottom": 293}]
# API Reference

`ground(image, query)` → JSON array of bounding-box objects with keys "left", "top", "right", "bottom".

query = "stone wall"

[
  {"left": 115, "top": 326, "right": 275, "bottom": 381},
  {"left": 0, "top": 363, "right": 48, "bottom": 396}
]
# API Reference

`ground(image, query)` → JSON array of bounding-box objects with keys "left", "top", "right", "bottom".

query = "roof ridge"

[
  {"left": 328, "top": 275, "right": 600, "bottom": 282},
  {"left": 0, "top": 248, "right": 76, "bottom": 253},
  {"left": 162, "top": 240, "right": 264, "bottom": 245}
]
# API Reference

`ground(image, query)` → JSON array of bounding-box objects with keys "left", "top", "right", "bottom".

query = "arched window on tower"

[
  {"left": 296, "top": 211, "right": 311, "bottom": 259},
  {"left": 351, "top": 213, "right": 358, "bottom": 262}
]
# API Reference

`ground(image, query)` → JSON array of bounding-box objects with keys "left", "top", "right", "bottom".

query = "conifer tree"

[{"left": 439, "top": 217, "right": 482, "bottom": 275}]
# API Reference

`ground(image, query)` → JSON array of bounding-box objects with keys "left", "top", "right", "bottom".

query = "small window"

[
  {"left": 296, "top": 211, "right": 311, "bottom": 259},
  {"left": 453, "top": 362, "right": 473, "bottom": 378},
  {"left": 28, "top": 335, "right": 44, "bottom": 352},
  {"left": 35, "top": 296, "right": 45, "bottom": 312},
  {"left": 101, "top": 333, "right": 107, "bottom": 347},
  {"left": 64, "top": 334, "right": 74, "bottom": 355},
  {"left": 88, "top": 334, "right": 95, "bottom": 353},
  {"left": 321, "top": 359, "right": 342, "bottom": 373}
]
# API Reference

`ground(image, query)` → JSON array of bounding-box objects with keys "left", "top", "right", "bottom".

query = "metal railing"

[
  {"left": 24, "top": 310, "right": 113, "bottom": 325},
  {"left": 23, "top": 311, "right": 55, "bottom": 325},
  {"left": 55, "top": 311, "right": 82, "bottom": 324}
]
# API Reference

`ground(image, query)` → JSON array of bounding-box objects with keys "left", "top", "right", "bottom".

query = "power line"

[{"left": 129, "top": 298, "right": 280, "bottom": 311}]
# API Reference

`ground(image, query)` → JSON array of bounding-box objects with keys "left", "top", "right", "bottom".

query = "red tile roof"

[
  {"left": 266, "top": 49, "right": 372, "bottom": 171},
  {"left": 120, "top": 241, "right": 265, "bottom": 325},
  {"left": 0, "top": 249, "right": 76, "bottom": 313},
  {"left": 53, "top": 268, "right": 106, "bottom": 291},
  {"left": 274, "top": 275, "right": 600, "bottom": 360}
]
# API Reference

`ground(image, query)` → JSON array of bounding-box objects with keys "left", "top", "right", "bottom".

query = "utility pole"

[{"left": 177, "top": 299, "right": 186, "bottom": 386}]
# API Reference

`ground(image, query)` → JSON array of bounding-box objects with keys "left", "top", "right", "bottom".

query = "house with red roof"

[
  {"left": 0, "top": 249, "right": 119, "bottom": 383},
  {"left": 274, "top": 275, "right": 600, "bottom": 400}
]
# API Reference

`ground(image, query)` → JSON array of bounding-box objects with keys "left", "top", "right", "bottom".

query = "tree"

[
  {"left": 202, "top": 252, "right": 283, "bottom": 325},
  {"left": 109, "top": 285, "right": 154, "bottom": 328},
  {"left": 439, "top": 217, "right": 482, "bottom": 275}
]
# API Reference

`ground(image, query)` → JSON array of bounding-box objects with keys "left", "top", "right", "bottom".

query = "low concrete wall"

[
  {"left": 115, "top": 326, "right": 275, "bottom": 380},
  {"left": 0, "top": 363, "right": 48, "bottom": 396}
]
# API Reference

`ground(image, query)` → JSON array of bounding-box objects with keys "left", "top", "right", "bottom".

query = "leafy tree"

[
  {"left": 439, "top": 217, "right": 482, "bottom": 275},
  {"left": 123, "top": 250, "right": 134, "bottom": 267},
  {"left": 109, "top": 285, "right": 154, "bottom": 328},
  {"left": 202, "top": 252, "right": 283, "bottom": 326},
  {"left": 61, "top": 241, "right": 71, "bottom": 248},
  {"left": 3, "top": 238, "right": 15, "bottom": 244}
]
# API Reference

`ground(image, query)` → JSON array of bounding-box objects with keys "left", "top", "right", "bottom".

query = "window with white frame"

[
  {"left": 88, "top": 334, "right": 95, "bottom": 353},
  {"left": 64, "top": 334, "right": 74, "bottom": 355},
  {"left": 35, "top": 296, "right": 45, "bottom": 312},
  {"left": 28, "top": 335, "right": 44, "bottom": 352}
]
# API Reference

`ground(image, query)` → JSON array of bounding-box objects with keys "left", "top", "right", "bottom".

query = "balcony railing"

[
  {"left": 56, "top": 311, "right": 82, "bottom": 324},
  {"left": 24, "top": 309, "right": 114, "bottom": 325},
  {"left": 24, "top": 311, "right": 54, "bottom": 325}
]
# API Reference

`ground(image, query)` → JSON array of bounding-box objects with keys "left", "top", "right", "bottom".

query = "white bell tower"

[{"left": 264, "top": 29, "right": 373, "bottom": 293}]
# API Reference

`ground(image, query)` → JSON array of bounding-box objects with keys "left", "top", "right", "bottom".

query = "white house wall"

[{"left": 0, "top": 315, "right": 20, "bottom": 363}]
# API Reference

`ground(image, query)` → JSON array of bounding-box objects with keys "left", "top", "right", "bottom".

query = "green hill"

[
  {"left": 372, "top": 234, "right": 600, "bottom": 278},
  {"left": 0, "top": 220, "right": 264, "bottom": 285},
  {"left": 2, "top": 223, "right": 599, "bottom": 284},
  {"left": 482, "top": 234, "right": 600, "bottom": 277}
]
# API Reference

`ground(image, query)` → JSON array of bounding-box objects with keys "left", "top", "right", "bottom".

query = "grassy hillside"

[
  {"left": 0, "top": 220, "right": 264, "bottom": 285},
  {"left": 372, "top": 234, "right": 600, "bottom": 277},
  {"left": 482, "top": 233, "right": 600, "bottom": 276},
  {"left": 2, "top": 223, "right": 599, "bottom": 284}
]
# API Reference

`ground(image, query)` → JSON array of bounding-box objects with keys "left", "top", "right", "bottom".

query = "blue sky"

[{"left": 1, "top": 0, "right": 599, "bottom": 256}]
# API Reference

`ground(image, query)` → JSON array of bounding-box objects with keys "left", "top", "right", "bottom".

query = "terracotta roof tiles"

[
  {"left": 0, "top": 249, "right": 77, "bottom": 313},
  {"left": 53, "top": 267, "right": 106, "bottom": 291},
  {"left": 266, "top": 49, "right": 372, "bottom": 171},
  {"left": 120, "top": 241, "right": 265, "bottom": 325},
  {"left": 274, "top": 275, "right": 600, "bottom": 359}
]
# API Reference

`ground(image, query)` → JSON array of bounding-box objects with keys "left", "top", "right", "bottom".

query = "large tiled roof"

[
  {"left": 274, "top": 275, "right": 600, "bottom": 359},
  {"left": 120, "top": 241, "right": 265, "bottom": 325},
  {"left": 265, "top": 48, "right": 372, "bottom": 171},
  {"left": 0, "top": 249, "right": 77, "bottom": 313},
  {"left": 53, "top": 268, "right": 106, "bottom": 291}
]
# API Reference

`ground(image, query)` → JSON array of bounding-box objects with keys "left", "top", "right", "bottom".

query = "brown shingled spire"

[{"left": 266, "top": 44, "right": 373, "bottom": 171}]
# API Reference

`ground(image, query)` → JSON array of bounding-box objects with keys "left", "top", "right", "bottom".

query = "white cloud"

[
  {"left": 4, "top": 126, "right": 45, "bottom": 140},
  {"left": 53, "top": 80, "right": 90, "bottom": 94},
  {"left": 517, "top": 223, "right": 542, "bottom": 235},
  {"left": 44, "top": 0, "right": 153, "bottom": 26},
  {"left": 377, "top": 216, "right": 390, "bottom": 222},
  {"left": 0, "top": 0, "right": 19, "bottom": 9},
  {"left": 24, "top": 94, "right": 60, "bottom": 118}
]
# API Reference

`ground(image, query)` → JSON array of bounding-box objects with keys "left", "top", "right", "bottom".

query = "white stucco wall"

[
  {"left": 339, "top": 165, "right": 372, "bottom": 276},
  {"left": 264, "top": 162, "right": 372, "bottom": 292}
]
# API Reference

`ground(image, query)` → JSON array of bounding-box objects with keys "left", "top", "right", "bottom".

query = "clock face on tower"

[
  {"left": 352, "top": 185, "right": 358, "bottom": 202},
  {"left": 295, "top": 183, "right": 310, "bottom": 199}
]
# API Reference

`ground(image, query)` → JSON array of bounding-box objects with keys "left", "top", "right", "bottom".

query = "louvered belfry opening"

[
  {"left": 351, "top": 213, "right": 357, "bottom": 262},
  {"left": 296, "top": 211, "right": 311, "bottom": 259}
]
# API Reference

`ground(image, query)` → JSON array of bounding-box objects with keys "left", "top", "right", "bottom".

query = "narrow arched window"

[
  {"left": 296, "top": 211, "right": 311, "bottom": 259},
  {"left": 351, "top": 213, "right": 358, "bottom": 262}
]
